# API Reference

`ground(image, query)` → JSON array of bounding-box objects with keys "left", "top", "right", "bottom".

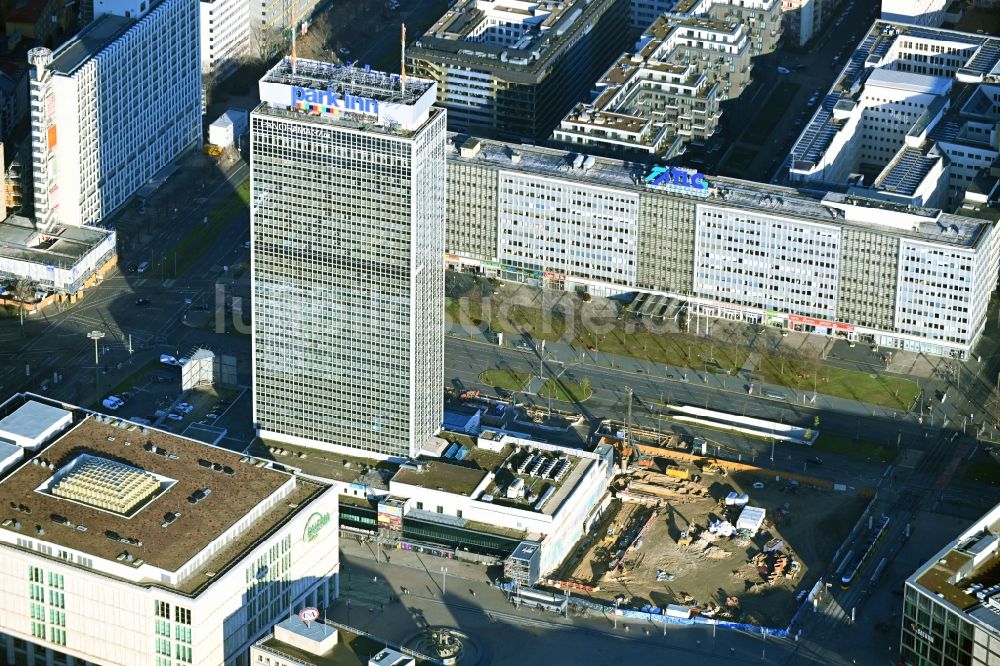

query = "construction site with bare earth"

[{"left": 551, "top": 438, "right": 869, "bottom": 628}]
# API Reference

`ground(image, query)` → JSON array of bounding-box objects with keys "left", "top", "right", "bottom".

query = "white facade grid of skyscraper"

[
  {"left": 200, "top": 0, "right": 250, "bottom": 77},
  {"left": 252, "top": 58, "right": 445, "bottom": 460},
  {"left": 28, "top": 0, "right": 200, "bottom": 229},
  {"left": 693, "top": 205, "right": 842, "bottom": 319},
  {"left": 498, "top": 172, "right": 640, "bottom": 286}
]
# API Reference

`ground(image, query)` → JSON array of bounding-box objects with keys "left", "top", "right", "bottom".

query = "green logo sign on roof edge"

[{"left": 304, "top": 512, "right": 332, "bottom": 542}]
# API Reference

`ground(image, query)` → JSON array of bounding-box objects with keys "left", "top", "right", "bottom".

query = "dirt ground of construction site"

[{"left": 553, "top": 462, "right": 868, "bottom": 628}]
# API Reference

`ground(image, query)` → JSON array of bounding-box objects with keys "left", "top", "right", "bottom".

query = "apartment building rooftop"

[
  {"left": 451, "top": 133, "right": 992, "bottom": 246},
  {"left": 0, "top": 409, "right": 326, "bottom": 592},
  {"left": 910, "top": 502, "right": 1000, "bottom": 632},
  {"left": 551, "top": 10, "right": 748, "bottom": 157},
  {"left": 47, "top": 14, "right": 134, "bottom": 76}
]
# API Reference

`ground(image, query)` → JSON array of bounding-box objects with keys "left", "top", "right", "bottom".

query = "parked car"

[
  {"left": 159, "top": 354, "right": 179, "bottom": 366},
  {"left": 752, "top": 481, "right": 766, "bottom": 489},
  {"left": 338, "top": 47, "right": 351, "bottom": 56},
  {"left": 206, "top": 413, "right": 220, "bottom": 420},
  {"left": 175, "top": 403, "right": 194, "bottom": 414},
  {"left": 777, "top": 66, "right": 791, "bottom": 75},
  {"left": 166, "top": 413, "right": 184, "bottom": 421},
  {"left": 125, "top": 263, "right": 137, "bottom": 273},
  {"left": 102, "top": 396, "right": 124, "bottom": 410},
  {"left": 137, "top": 261, "right": 150, "bottom": 273}
]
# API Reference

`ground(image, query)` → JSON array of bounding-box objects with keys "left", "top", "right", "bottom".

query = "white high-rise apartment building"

[
  {"left": 251, "top": 58, "right": 446, "bottom": 460},
  {"left": 27, "top": 0, "right": 200, "bottom": 229},
  {"left": 0, "top": 395, "right": 340, "bottom": 666},
  {"left": 200, "top": 0, "right": 250, "bottom": 78}
]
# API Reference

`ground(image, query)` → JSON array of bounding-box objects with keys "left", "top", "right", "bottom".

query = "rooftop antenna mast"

[
  {"left": 401, "top": 23, "right": 407, "bottom": 93},
  {"left": 290, "top": 0, "right": 298, "bottom": 74}
]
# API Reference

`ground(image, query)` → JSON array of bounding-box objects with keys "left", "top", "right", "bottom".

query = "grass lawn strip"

[
  {"left": 94, "top": 359, "right": 160, "bottom": 408},
  {"left": 479, "top": 369, "right": 530, "bottom": 392},
  {"left": 755, "top": 353, "right": 920, "bottom": 409},
  {"left": 538, "top": 378, "right": 592, "bottom": 402},
  {"left": 812, "top": 433, "right": 896, "bottom": 464},
  {"left": 574, "top": 326, "right": 747, "bottom": 374}
]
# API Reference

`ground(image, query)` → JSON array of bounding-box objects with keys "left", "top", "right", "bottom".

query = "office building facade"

[
  {"left": 251, "top": 58, "right": 446, "bottom": 459},
  {"left": 27, "top": 0, "right": 200, "bottom": 229},
  {"left": 781, "top": 0, "right": 818, "bottom": 47},
  {"left": 445, "top": 135, "right": 1000, "bottom": 360},
  {"left": 902, "top": 501, "right": 1000, "bottom": 665},
  {"left": 407, "top": 0, "right": 629, "bottom": 143},
  {"left": 0, "top": 395, "right": 340, "bottom": 666},
  {"left": 200, "top": 0, "right": 250, "bottom": 79}
]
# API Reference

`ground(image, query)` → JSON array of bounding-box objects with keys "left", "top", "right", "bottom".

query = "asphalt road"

[
  {"left": 444, "top": 335, "right": 934, "bottom": 481},
  {"left": 335, "top": 541, "right": 803, "bottom": 666},
  {"left": 0, "top": 155, "right": 253, "bottom": 411}
]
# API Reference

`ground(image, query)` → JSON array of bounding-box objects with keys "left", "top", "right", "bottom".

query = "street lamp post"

[
  {"left": 87, "top": 330, "right": 105, "bottom": 365},
  {"left": 88, "top": 330, "right": 105, "bottom": 388}
]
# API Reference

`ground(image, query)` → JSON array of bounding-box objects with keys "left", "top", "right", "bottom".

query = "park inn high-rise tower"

[{"left": 251, "top": 57, "right": 446, "bottom": 459}]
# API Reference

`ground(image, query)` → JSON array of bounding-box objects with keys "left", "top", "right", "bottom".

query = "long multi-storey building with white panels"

[
  {"left": 551, "top": 14, "right": 750, "bottom": 159},
  {"left": 27, "top": 0, "right": 200, "bottom": 229},
  {"left": 251, "top": 58, "right": 446, "bottom": 460},
  {"left": 629, "top": 0, "right": 782, "bottom": 54},
  {"left": 0, "top": 394, "right": 340, "bottom": 666},
  {"left": 445, "top": 134, "right": 1000, "bottom": 360},
  {"left": 200, "top": 0, "right": 250, "bottom": 79},
  {"left": 787, "top": 22, "right": 1000, "bottom": 213},
  {"left": 407, "top": 0, "right": 630, "bottom": 143}
]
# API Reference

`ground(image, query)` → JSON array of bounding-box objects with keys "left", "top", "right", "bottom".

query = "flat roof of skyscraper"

[
  {"left": 261, "top": 57, "right": 433, "bottom": 106},
  {"left": 48, "top": 14, "right": 134, "bottom": 76}
]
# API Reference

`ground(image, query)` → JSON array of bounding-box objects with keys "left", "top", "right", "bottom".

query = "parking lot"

[{"left": 98, "top": 356, "right": 248, "bottom": 447}]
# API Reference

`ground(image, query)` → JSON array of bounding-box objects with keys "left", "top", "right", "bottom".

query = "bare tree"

[{"left": 13, "top": 277, "right": 35, "bottom": 303}]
